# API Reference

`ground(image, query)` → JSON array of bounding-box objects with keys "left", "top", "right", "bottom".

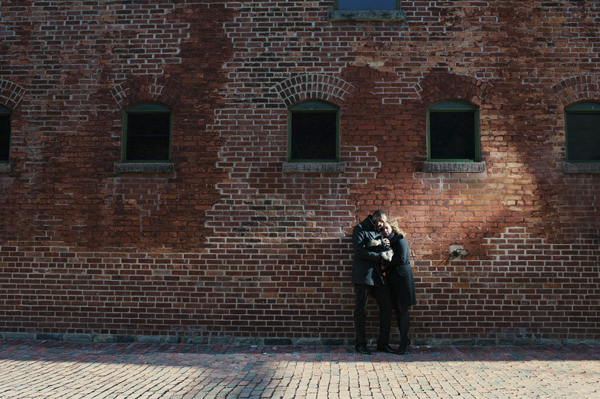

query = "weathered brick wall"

[{"left": 0, "top": 1, "right": 598, "bottom": 345}]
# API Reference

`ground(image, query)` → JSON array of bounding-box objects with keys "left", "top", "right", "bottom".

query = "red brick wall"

[{"left": 0, "top": 1, "right": 598, "bottom": 345}]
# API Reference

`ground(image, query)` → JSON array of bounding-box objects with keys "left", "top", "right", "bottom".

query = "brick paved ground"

[{"left": 0, "top": 340, "right": 598, "bottom": 398}]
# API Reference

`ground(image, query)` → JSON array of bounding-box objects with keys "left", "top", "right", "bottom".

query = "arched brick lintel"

[
  {"left": 416, "top": 71, "right": 492, "bottom": 107},
  {"left": 110, "top": 75, "right": 183, "bottom": 109},
  {"left": 0, "top": 80, "right": 26, "bottom": 109},
  {"left": 273, "top": 74, "right": 354, "bottom": 108},
  {"left": 552, "top": 75, "right": 600, "bottom": 106}
]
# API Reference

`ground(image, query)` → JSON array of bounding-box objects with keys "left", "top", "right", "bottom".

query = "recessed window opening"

[
  {"left": 335, "top": 0, "right": 400, "bottom": 10},
  {"left": 565, "top": 101, "right": 600, "bottom": 162},
  {"left": 124, "top": 102, "right": 172, "bottom": 162},
  {"left": 428, "top": 101, "right": 479, "bottom": 162},
  {"left": 289, "top": 101, "right": 339, "bottom": 162},
  {"left": 0, "top": 106, "right": 11, "bottom": 162}
]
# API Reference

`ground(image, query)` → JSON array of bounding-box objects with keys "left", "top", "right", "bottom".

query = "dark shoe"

[
  {"left": 377, "top": 344, "right": 400, "bottom": 354},
  {"left": 354, "top": 344, "right": 371, "bottom": 355},
  {"left": 398, "top": 338, "right": 411, "bottom": 355}
]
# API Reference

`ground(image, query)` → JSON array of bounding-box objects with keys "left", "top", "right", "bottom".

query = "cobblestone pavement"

[{"left": 0, "top": 340, "right": 599, "bottom": 398}]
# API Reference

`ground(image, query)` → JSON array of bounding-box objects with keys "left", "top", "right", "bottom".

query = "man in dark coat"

[{"left": 351, "top": 210, "right": 398, "bottom": 354}]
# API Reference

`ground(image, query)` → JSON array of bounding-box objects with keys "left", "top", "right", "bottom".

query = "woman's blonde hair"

[{"left": 386, "top": 220, "right": 406, "bottom": 238}]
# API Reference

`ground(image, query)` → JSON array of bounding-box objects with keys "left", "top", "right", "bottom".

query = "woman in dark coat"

[{"left": 381, "top": 221, "right": 416, "bottom": 354}]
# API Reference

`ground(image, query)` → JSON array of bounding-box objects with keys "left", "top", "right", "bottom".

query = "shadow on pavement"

[{"left": 1, "top": 339, "right": 599, "bottom": 365}]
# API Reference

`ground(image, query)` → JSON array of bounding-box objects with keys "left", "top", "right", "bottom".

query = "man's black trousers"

[{"left": 353, "top": 283, "right": 392, "bottom": 347}]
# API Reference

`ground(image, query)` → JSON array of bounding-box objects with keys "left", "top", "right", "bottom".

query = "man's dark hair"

[{"left": 373, "top": 210, "right": 386, "bottom": 219}]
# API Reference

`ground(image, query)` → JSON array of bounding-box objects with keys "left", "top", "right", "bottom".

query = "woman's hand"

[{"left": 381, "top": 250, "right": 393, "bottom": 262}]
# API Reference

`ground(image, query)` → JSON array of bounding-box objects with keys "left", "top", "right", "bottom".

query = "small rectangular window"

[
  {"left": 0, "top": 107, "right": 11, "bottom": 162},
  {"left": 336, "top": 0, "right": 400, "bottom": 10},
  {"left": 289, "top": 101, "right": 339, "bottom": 162},
  {"left": 566, "top": 102, "right": 600, "bottom": 162},
  {"left": 124, "top": 103, "right": 171, "bottom": 162},
  {"left": 428, "top": 101, "right": 479, "bottom": 162}
]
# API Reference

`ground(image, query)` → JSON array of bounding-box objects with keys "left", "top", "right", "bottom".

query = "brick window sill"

[
  {"left": 562, "top": 162, "right": 600, "bottom": 174},
  {"left": 283, "top": 162, "right": 346, "bottom": 173},
  {"left": 422, "top": 161, "right": 486, "bottom": 173},
  {"left": 0, "top": 162, "right": 13, "bottom": 174},
  {"left": 114, "top": 162, "right": 175, "bottom": 174},
  {"left": 327, "top": 10, "right": 407, "bottom": 22}
]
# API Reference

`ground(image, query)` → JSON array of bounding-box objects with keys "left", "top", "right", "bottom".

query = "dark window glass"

[
  {"left": 0, "top": 107, "right": 10, "bottom": 162},
  {"left": 290, "top": 102, "right": 338, "bottom": 162},
  {"left": 566, "top": 102, "right": 600, "bottom": 162},
  {"left": 125, "top": 104, "right": 171, "bottom": 162},
  {"left": 336, "top": 0, "right": 398, "bottom": 10},
  {"left": 429, "top": 111, "right": 476, "bottom": 160},
  {"left": 428, "top": 101, "right": 478, "bottom": 161}
]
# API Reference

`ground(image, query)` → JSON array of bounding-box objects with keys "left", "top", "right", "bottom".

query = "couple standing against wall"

[{"left": 352, "top": 210, "right": 416, "bottom": 355}]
